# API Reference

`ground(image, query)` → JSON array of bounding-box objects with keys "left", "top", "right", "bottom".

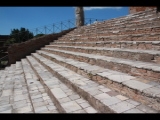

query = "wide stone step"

[
  {"left": 68, "top": 21, "right": 160, "bottom": 37},
  {"left": 0, "top": 64, "right": 15, "bottom": 113},
  {"left": 97, "top": 20, "right": 159, "bottom": 30},
  {"left": 58, "top": 32, "right": 160, "bottom": 42},
  {"left": 96, "top": 10, "right": 157, "bottom": 27},
  {"left": 0, "top": 63, "right": 34, "bottom": 113},
  {"left": 31, "top": 52, "right": 159, "bottom": 113},
  {"left": 26, "top": 55, "right": 98, "bottom": 113},
  {"left": 52, "top": 41, "right": 160, "bottom": 51},
  {"left": 41, "top": 48, "right": 160, "bottom": 81},
  {"left": 46, "top": 45, "right": 160, "bottom": 63},
  {"left": 70, "top": 9, "right": 157, "bottom": 34},
  {"left": 1, "top": 61, "right": 58, "bottom": 113},
  {"left": 21, "top": 59, "right": 59, "bottom": 113},
  {"left": 36, "top": 50, "right": 160, "bottom": 111},
  {"left": 12, "top": 62, "right": 35, "bottom": 113},
  {"left": 67, "top": 14, "right": 160, "bottom": 38},
  {"left": 81, "top": 26, "right": 160, "bottom": 37},
  {"left": 94, "top": 16, "right": 160, "bottom": 30}
]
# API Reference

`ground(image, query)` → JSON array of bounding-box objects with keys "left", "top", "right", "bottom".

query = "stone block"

[
  {"left": 143, "top": 87, "right": 160, "bottom": 97},
  {"left": 35, "top": 106, "right": 48, "bottom": 113},
  {"left": 69, "top": 94, "right": 80, "bottom": 100},
  {"left": 94, "top": 93, "right": 111, "bottom": 101},
  {"left": 122, "top": 80, "right": 153, "bottom": 92},
  {"left": 136, "top": 104, "right": 158, "bottom": 113},
  {"left": 61, "top": 101, "right": 82, "bottom": 112},
  {"left": 123, "top": 108, "right": 144, "bottom": 113},
  {"left": 51, "top": 88, "right": 67, "bottom": 99},
  {"left": 107, "top": 74, "right": 135, "bottom": 83},
  {"left": 84, "top": 107, "right": 97, "bottom": 113},
  {"left": 80, "top": 102, "right": 90, "bottom": 108},
  {"left": 101, "top": 97, "right": 122, "bottom": 106},
  {"left": 109, "top": 101, "right": 136, "bottom": 113}
]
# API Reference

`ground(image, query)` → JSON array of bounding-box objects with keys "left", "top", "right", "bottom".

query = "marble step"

[
  {"left": 41, "top": 48, "right": 160, "bottom": 81},
  {"left": 46, "top": 45, "right": 160, "bottom": 63},
  {"left": 26, "top": 56, "right": 98, "bottom": 113},
  {"left": 36, "top": 50, "right": 160, "bottom": 111},
  {"left": 32, "top": 52, "right": 158, "bottom": 113},
  {"left": 21, "top": 59, "right": 59, "bottom": 113},
  {"left": 51, "top": 41, "right": 160, "bottom": 51}
]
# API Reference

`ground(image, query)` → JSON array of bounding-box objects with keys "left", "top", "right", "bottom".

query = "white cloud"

[{"left": 83, "top": 7, "right": 122, "bottom": 11}]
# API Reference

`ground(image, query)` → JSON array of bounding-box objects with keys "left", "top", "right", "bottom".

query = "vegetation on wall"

[{"left": 34, "top": 33, "right": 45, "bottom": 38}]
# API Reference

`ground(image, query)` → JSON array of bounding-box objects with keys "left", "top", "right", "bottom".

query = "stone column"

[{"left": 75, "top": 7, "right": 84, "bottom": 27}]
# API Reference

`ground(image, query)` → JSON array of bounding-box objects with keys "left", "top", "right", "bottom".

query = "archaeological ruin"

[{"left": 0, "top": 6, "right": 160, "bottom": 113}]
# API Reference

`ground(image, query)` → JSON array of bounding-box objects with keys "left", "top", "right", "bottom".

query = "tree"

[
  {"left": 10, "top": 27, "right": 34, "bottom": 43},
  {"left": 4, "top": 38, "right": 16, "bottom": 46}
]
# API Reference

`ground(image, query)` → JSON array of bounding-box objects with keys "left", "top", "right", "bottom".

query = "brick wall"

[
  {"left": 129, "top": 7, "right": 156, "bottom": 14},
  {"left": 7, "top": 28, "right": 75, "bottom": 65}
]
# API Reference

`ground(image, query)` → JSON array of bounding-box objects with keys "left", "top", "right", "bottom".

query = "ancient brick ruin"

[
  {"left": 0, "top": 7, "right": 160, "bottom": 113},
  {"left": 129, "top": 7, "right": 156, "bottom": 14},
  {"left": 7, "top": 28, "right": 74, "bottom": 65}
]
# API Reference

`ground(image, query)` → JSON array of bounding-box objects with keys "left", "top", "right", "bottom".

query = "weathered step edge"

[
  {"left": 21, "top": 59, "right": 59, "bottom": 113},
  {"left": 32, "top": 52, "right": 159, "bottom": 113},
  {"left": 26, "top": 56, "right": 98, "bottom": 113},
  {"left": 42, "top": 48, "right": 160, "bottom": 81},
  {"left": 36, "top": 50, "right": 160, "bottom": 111},
  {"left": 46, "top": 45, "right": 160, "bottom": 63}
]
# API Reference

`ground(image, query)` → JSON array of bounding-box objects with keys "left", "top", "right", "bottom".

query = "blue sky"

[{"left": 0, "top": 7, "right": 129, "bottom": 35}]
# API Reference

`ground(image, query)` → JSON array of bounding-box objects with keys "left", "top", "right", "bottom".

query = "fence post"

[
  {"left": 68, "top": 20, "right": 70, "bottom": 29},
  {"left": 61, "top": 22, "right": 63, "bottom": 31},
  {"left": 44, "top": 26, "right": 46, "bottom": 34},
  {"left": 89, "top": 18, "right": 92, "bottom": 25},
  {"left": 53, "top": 24, "right": 55, "bottom": 33}
]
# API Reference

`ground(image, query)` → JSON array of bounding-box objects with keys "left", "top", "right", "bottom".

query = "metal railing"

[
  {"left": 0, "top": 18, "right": 106, "bottom": 69},
  {"left": 84, "top": 18, "right": 104, "bottom": 25},
  {"left": 7, "top": 18, "right": 105, "bottom": 43}
]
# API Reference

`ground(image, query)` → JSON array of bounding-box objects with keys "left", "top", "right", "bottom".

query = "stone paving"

[
  {"left": 36, "top": 50, "right": 160, "bottom": 98},
  {"left": 21, "top": 59, "right": 59, "bottom": 113},
  {"left": 47, "top": 45, "right": 160, "bottom": 56},
  {"left": 26, "top": 56, "right": 97, "bottom": 113},
  {"left": 1, "top": 8, "right": 160, "bottom": 113},
  {"left": 51, "top": 41, "right": 160, "bottom": 51},
  {"left": 34, "top": 50, "right": 160, "bottom": 111},
  {"left": 30, "top": 52, "right": 158, "bottom": 113},
  {"left": 0, "top": 49, "right": 159, "bottom": 113},
  {"left": 41, "top": 47, "right": 160, "bottom": 73},
  {"left": 0, "top": 65, "right": 14, "bottom": 113}
]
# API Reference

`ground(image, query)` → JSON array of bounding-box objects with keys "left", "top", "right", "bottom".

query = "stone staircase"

[{"left": 1, "top": 8, "right": 160, "bottom": 113}]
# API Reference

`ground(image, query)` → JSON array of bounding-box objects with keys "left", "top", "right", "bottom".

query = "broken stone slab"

[
  {"left": 122, "top": 80, "right": 153, "bottom": 92},
  {"left": 143, "top": 87, "right": 160, "bottom": 97},
  {"left": 136, "top": 104, "right": 158, "bottom": 113},
  {"left": 106, "top": 74, "right": 135, "bottom": 83}
]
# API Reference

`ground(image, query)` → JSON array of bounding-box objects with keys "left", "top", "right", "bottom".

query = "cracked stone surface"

[{"left": 122, "top": 80, "right": 153, "bottom": 92}]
